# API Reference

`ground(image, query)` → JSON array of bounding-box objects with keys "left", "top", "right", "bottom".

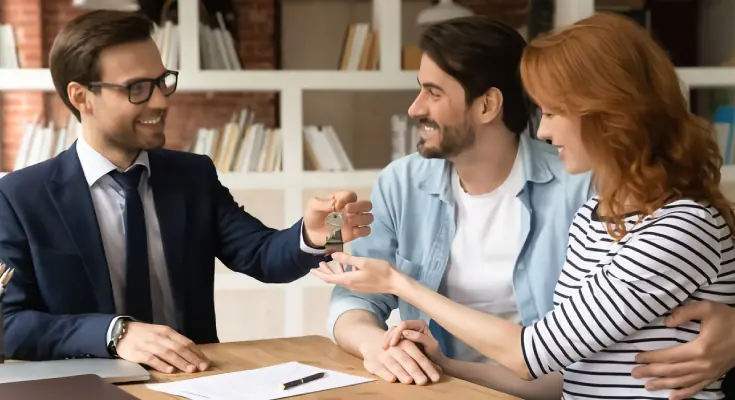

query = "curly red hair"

[{"left": 519, "top": 12, "right": 735, "bottom": 240}]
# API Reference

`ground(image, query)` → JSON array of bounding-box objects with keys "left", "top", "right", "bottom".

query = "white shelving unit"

[
  {"left": 2, "top": 0, "right": 735, "bottom": 341},
  {"left": 0, "top": 0, "right": 408, "bottom": 341},
  {"left": 0, "top": 69, "right": 420, "bottom": 91}
]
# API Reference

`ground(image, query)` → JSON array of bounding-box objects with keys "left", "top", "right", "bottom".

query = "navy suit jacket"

[{"left": 0, "top": 143, "right": 327, "bottom": 361}]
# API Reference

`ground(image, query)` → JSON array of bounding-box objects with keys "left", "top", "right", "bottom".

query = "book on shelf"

[
  {"left": 190, "top": 107, "right": 281, "bottom": 173},
  {"left": 152, "top": 20, "right": 179, "bottom": 70},
  {"left": 11, "top": 107, "right": 283, "bottom": 174},
  {"left": 391, "top": 114, "right": 419, "bottom": 161},
  {"left": 199, "top": 11, "right": 242, "bottom": 70},
  {"left": 303, "top": 125, "right": 353, "bottom": 172},
  {"left": 339, "top": 23, "right": 379, "bottom": 71},
  {"left": 152, "top": 10, "right": 242, "bottom": 71},
  {"left": 0, "top": 24, "right": 19, "bottom": 69},
  {"left": 14, "top": 115, "right": 81, "bottom": 171}
]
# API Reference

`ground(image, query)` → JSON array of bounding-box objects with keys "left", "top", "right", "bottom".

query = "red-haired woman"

[{"left": 312, "top": 12, "right": 734, "bottom": 400}]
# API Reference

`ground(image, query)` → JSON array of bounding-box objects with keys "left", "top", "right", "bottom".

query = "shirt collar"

[
  {"left": 75, "top": 134, "right": 151, "bottom": 187},
  {"left": 418, "top": 130, "right": 553, "bottom": 199},
  {"left": 517, "top": 132, "right": 553, "bottom": 185}
]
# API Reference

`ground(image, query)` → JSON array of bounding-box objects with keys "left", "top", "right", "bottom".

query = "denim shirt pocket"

[{"left": 394, "top": 252, "right": 424, "bottom": 280}]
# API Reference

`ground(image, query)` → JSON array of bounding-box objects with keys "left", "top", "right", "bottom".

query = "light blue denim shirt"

[{"left": 327, "top": 134, "right": 594, "bottom": 355}]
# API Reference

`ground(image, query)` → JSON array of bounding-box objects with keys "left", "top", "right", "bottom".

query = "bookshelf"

[
  {"left": 7, "top": 66, "right": 735, "bottom": 92},
  {"left": 2, "top": 0, "right": 735, "bottom": 342}
]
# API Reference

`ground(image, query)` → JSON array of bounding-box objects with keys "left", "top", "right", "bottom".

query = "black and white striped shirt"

[{"left": 521, "top": 197, "right": 735, "bottom": 399}]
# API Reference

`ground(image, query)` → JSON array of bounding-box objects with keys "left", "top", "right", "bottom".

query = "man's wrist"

[
  {"left": 356, "top": 327, "right": 390, "bottom": 359},
  {"left": 357, "top": 335, "right": 384, "bottom": 359},
  {"left": 106, "top": 316, "right": 132, "bottom": 357},
  {"left": 106, "top": 317, "right": 122, "bottom": 345},
  {"left": 299, "top": 220, "right": 324, "bottom": 254}
]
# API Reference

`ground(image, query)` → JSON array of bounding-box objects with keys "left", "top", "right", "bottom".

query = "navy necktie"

[{"left": 108, "top": 165, "right": 152, "bottom": 323}]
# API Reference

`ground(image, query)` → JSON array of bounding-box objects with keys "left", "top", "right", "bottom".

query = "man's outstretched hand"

[{"left": 303, "top": 191, "right": 373, "bottom": 247}]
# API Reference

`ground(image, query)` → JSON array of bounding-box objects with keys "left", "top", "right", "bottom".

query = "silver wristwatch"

[{"left": 107, "top": 318, "right": 127, "bottom": 358}]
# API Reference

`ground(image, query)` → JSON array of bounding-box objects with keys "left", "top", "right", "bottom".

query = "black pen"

[{"left": 281, "top": 372, "right": 326, "bottom": 390}]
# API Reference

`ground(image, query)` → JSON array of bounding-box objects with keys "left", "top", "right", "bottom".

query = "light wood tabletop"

[{"left": 117, "top": 335, "right": 519, "bottom": 399}]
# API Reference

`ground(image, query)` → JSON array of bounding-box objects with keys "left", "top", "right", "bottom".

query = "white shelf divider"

[
  {"left": 554, "top": 0, "right": 595, "bottom": 27},
  {"left": 9, "top": 67, "right": 735, "bottom": 93},
  {"left": 373, "top": 0, "right": 402, "bottom": 73},
  {"left": 280, "top": 88, "right": 303, "bottom": 174},
  {"left": 676, "top": 67, "right": 735, "bottom": 88},
  {"left": 177, "top": 0, "right": 200, "bottom": 71},
  {"left": 0, "top": 69, "right": 420, "bottom": 92},
  {"left": 175, "top": 70, "right": 418, "bottom": 91},
  {"left": 214, "top": 170, "right": 380, "bottom": 190}
]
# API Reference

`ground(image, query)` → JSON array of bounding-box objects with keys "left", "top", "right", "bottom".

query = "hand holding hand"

[
  {"left": 632, "top": 301, "right": 735, "bottom": 400},
  {"left": 303, "top": 191, "right": 373, "bottom": 247},
  {"left": 361, "top": 337, "right": 442, "bottom": 385},
  {"left": 310, "top": 252, "right": 405, "bottom": 295},
  {"left": 384, "top": 320, "right": 447, "bottom": 367},
  {"left": 116, "top": 322, "right": 211, "bottom": 374}
]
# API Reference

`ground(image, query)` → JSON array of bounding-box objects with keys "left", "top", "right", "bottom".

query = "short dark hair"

[
  {"left": 419, "top": 16, "right": 533, "bottom": 136},
  {"left": 49, "top": 10, "right": 155, "bottom": 121}
]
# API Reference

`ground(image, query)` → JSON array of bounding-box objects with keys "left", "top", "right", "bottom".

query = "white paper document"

[{"left": 145, "top": 361, "right": 375, "bottom": 399}]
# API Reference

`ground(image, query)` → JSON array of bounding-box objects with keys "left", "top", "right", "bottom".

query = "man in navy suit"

[{"left": 0, "top": 10, "right": 373, "bottom": 374}]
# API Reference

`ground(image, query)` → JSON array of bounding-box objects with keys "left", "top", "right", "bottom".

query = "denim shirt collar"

[{"left": 416, "top": 133, "right": 554, "bottom": 200}]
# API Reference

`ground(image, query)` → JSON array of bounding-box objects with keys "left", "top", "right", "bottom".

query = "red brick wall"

[
  {"left": 0, "top": 0, "right": 44, "bottom": 171},
  {"left": 0, "top": 0, "right": 277, "bottom": 171}
]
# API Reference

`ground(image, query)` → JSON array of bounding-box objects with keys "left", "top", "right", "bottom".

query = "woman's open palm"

[{"left": 310, "top": 252, "right": 402, "bottom": 294}]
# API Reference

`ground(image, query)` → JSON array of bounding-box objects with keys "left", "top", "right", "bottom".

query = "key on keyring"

[{"left": 325, "top": 212, "right": 344, "bottom": 256}]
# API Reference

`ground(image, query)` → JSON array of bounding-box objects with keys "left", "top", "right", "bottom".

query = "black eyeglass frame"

[{"left": 87, "top": 70, "right": 179, "bottom": 105}]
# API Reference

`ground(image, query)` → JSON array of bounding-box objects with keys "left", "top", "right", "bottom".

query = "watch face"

[
  {"left": 108, "top": 320, "right": 125, "bottom": 357},
  {"left": 112, "top": 320, "right": 124, "bottom": 343}
]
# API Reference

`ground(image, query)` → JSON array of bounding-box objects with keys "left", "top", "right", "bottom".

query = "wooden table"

[{"left": 118, "top": 335, "right": 519, "bottom": 399}]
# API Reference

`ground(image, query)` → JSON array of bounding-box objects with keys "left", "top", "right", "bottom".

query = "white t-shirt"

[{"left": 439, "top": 150, "right": 525, "bottom": 363}]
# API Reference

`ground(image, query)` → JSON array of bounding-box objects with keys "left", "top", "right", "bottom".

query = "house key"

[{"left": 324, "top": 212, "right": 344, "bottom": 256}]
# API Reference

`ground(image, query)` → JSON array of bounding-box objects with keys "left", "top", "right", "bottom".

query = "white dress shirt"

[
  {"left": 75, "top": 136, "right": 177, "bottom": 344},
  {"left": 74, "top": 136, "right": 322, "bottom": 350}
]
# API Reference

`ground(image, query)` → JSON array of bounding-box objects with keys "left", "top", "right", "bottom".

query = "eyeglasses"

[{"left": 87, "top": 70, "right": 178, "bottom": 105}]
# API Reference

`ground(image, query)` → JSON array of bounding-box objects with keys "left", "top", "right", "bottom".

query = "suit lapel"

[
  {"left": 147, "top": 151, "right": 187, "bottom": 332},
  {"left": 46, "top": 143, "right": 115, "bottom": 313}
]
